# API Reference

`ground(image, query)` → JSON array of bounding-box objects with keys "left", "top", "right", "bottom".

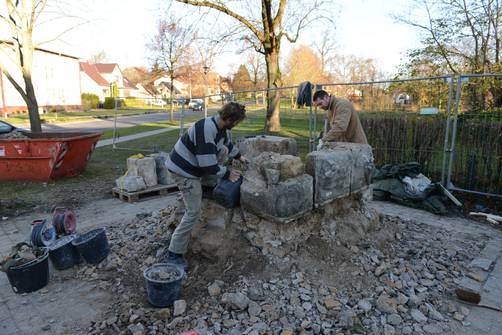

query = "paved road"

[{"left": 40, "top": 110, "right": 206, "bottom": 132}]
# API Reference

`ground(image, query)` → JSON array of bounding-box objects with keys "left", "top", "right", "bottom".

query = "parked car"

[
  {"left": 188, "top": 99, "right": 204, "bottom": 111},
  {"left": 192, "top": 101, "right": 204, "bottom": 112},
  {"left": 188, "top": 99, "right": 204, "bottom": 108},
  {"left": 0, "top": 120, "right": 17, "bottom": 134}
]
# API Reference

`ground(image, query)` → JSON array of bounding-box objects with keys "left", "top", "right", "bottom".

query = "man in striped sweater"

[{"left": 165, "top": 102, "right": 248, "bottom": 270}]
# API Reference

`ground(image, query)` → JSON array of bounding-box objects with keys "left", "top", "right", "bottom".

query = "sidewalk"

[{"left": 96, "top": 127, "right": 180, "bottom": 148}]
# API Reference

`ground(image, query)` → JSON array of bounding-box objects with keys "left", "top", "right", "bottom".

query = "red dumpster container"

[{"left": 0, "top": 132, "right": 101, "bottom": 182}]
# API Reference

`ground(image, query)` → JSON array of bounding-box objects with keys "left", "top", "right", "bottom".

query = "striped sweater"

[{"left": 166, "top": 115, "right": 241, "bottom": 178}]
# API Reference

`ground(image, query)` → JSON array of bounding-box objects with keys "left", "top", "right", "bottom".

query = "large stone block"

[
  {"left": 127, "top": 157, "right": 158, "bottom": 187},
  {"left": 149, "top": 152, "right": 175, "bottom": 185},
  {"left": 241, "top": 174, "right": 313, "bottom": 222},
  {"left": 115, "top": 176, "right": 146, "bottom": 192},
  {"left": 306, "top": 142, "right": 373, "bottom": 206},
  {"left": 238, "top": 135, "right": 298, "bottom": 157},
  {"left": 253, "top": 152, "right": 304, "bottom": 184}
]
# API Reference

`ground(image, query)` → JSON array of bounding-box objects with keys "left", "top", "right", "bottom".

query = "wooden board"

[{"left": 112, "top": 184, "right": 178, "bottom": 203}]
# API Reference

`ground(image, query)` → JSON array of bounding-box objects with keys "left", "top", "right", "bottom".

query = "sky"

[{"left": 1, "top": 0, "right": 422, "bottom": 78}]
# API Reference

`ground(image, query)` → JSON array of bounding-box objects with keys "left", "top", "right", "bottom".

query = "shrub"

[
  {"left": 81, "top": 93, "right": 100, "bottom": 110},
  {"left": 103, "top": 97, "right": 116, "bottom": 109}
]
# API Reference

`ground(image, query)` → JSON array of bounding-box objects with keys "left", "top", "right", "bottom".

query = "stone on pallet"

[
  {"left": 238, "top": 135, "right": 298, "bottom": 157},
  {"left": 149, "top": 152, "right": 175, "bottom": 185},
  {"left": 306, "top": 142, "right": 373, "bottom": 206},
  {"left": 115, "top": 176, "right": 146, "bottom": 192},
  {"left": 127, "top": 157, "right": 158, "bottom": 187},
  {"left": 241, "top": 174, "right": 313, "bottom": 222}
]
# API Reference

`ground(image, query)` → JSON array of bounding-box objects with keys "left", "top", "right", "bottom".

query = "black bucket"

[
  {"left": 6, "top": 249, "right": 49, "bottom": 294},
  {"left": 72, "top": 228, "right": 109, "bottom": 265},
  {"left": 49, "top": 235, "right": 82, "bottom": 270},
  {"left": 143, "top": 263, "right": 184, "bottom": 307},
  {"left": 213, "top": 176, "right": 243, "bottom": 208}
]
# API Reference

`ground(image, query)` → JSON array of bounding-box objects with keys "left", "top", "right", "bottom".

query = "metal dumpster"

[{"left": 0, "top": 132, "right": 102, "bottom": 182}]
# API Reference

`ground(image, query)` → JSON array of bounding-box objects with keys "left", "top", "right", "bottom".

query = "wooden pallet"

[{"left": 112, "top": 184, "right": 179, "bottom": 203}]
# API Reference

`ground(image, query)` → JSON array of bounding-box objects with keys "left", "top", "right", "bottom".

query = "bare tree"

[
  {"left": 395, "top": 0, "right": 502, "bottom": 74},
  {"left": 312, "top": 30, "right": 337, "bottom": 76},
  {"left": 148, "top": 16, "right": 195, "bottom": 120},
  {"left": 89, "top": 50, "right": 107, "bottom": 64},
  {"left": 175, "top": 0, "right": 330, "bottom": 132},
  {"left": 395, "top": 0, "right": 502, "bottom": 109},
  {"left": 246, "top": 51, "right": 265, "bottom": 104},
  {"left": 0, "top": 0, "right": 48, "bottom": 132}
]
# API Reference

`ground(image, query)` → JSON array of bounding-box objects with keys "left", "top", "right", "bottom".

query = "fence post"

[
  {"left": 446, "top": 75, "right": 465, "bottom": 189},
  {"left": 309, "top": 85, "right": 313, "bottom": 152},
  {"left": 180, "top": 98, "right": 185, "bottom": 138},
  {"left": 112, "top": 97, "right": 118, "bottom": 149},
  {"left": 440, "top": 76, "right": 455, "bottom": 185}
]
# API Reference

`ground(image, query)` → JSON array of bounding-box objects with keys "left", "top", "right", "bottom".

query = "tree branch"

[
  {"left": 35, "top": 19, "right": 91, "bottom": 46},
  {"left": 281, "top": 4, "right": 318, "bottom": 43},
  {"left": 273, "top": 0, "right": 286, "bottom": 29},
  {"left": 175, "top": 0, "right": 264, "bottom": 41},
  {"left": 1, "top": 66, "right": 29, "bottom": 102}
]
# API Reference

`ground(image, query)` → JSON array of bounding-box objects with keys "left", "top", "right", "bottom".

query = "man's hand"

[{"left": 228, "top": 170, "right": 241, "bottom": 182}]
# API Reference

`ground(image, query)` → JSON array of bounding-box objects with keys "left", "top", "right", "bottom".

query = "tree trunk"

[
  {"left": 169, "top": 71, "right": 174, "bottom": 121},
  {"left": 22, "top": 36, "right": 42, "bottom": 132},
  {"left": 25, "top": 78, "right": 41, "bottom": 132},
  {"left": 264, "top": 50, "right": 281, "bottom": 132}
]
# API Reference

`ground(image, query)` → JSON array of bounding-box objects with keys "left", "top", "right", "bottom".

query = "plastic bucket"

[
  {"left": 213, "top": 176, "right": 243, "bottom": 208},
  {"left": 143, "top": 263, "right": 184, "bottom": 307},
  {"left": 72, "top": 228, "right": 109, "bottom": 264},
  {"left": 31, "top": 220, "right": 56, "bottom": 247},
  {"left": 52, "top": 208, "right": 77, "bottom": 236},
  {"left": 6, "top": 249, "right": 50, "bottom": 294},
  {"left": 49, "top": 235, "right": 81, "bottom": 270}
]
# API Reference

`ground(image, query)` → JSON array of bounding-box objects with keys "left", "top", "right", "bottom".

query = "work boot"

[{"left": 165, "top": 251, "right": 188, "bottom": 273}]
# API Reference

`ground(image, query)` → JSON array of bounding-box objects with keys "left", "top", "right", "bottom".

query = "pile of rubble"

[
  {"left": 73, "top": 205, "right": 481, "bottom": 335},
  {"left": 69, "top": 136, "right": 482, "bottom": 335}
]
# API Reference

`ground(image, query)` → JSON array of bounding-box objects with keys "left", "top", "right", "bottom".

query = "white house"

[
  {"left": 79, "top": 62, "right": 111, "bottom": 101},
  {"left": 0, "top": 42, "right": 81, "bottom": 117},
  {"left": 153, "top": 77, "right": 188, "bottom": 98},
  {"left": 80, "top": 62, "right": 155, "bottom": 101}
]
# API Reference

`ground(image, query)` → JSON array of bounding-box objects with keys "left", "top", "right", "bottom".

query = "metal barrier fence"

[
  {"left": 446, "top": 74, "right": 502, "bottom": 198},
  {"left": 108, "top": 74, "right": 502, "bottom": 198}
]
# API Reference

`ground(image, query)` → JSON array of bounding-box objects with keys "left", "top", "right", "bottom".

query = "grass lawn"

[
  {"left": 2, "top": 107, "right": 501, "bottom": 216},
  {"left": 1, "top": 107, "right": 178, "bottom": 126}
]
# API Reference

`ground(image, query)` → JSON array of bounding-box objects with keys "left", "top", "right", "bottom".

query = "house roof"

[
  {"left": 79, "top": 62, "right": 109, "bottom": 87},
  {"left": 94, "top": 63, "right": 119, "bottom": 73}
]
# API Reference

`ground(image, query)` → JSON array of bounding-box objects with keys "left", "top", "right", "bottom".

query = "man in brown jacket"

[{"left": 313, "top": 89, "right": 368, "bottom": 145}]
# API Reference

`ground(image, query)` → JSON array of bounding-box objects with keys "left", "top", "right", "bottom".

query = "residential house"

[
  {"left": 0, "top": 42, "right": 81, "bottom": 117},
  {"left": 80, "top": 62, "right": 147, "bottom": 101},
  {"left": 152, "top": 77, "right": 188, "bottom": 99},
  {"left": 79, "top": 62, "right": 111, "bottom": 101}
]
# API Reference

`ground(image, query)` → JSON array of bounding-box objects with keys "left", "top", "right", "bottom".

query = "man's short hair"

[
  {"left": 219, "top": 102, "right": 246, "bottom": 122},
  {"left": 313, "top": 90, "right": 329, "bottom": 101}
]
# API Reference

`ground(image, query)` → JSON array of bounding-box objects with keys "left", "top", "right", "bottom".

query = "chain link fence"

[{"left": 108, "top": 74, "right": 502, "bottom": 198}]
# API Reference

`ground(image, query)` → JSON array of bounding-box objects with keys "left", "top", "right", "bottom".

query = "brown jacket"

[{"left": 323, "top": 96, "right": 368, "bottom": 144}]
